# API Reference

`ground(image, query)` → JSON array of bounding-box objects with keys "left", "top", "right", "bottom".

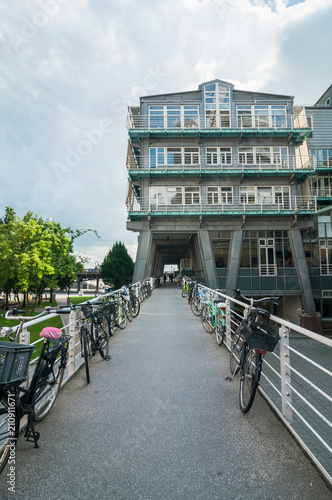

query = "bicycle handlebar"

[{"left": 234, "top": 289, "right": 279, "bottom": 304}]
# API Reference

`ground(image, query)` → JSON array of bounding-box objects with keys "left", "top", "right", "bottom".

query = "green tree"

[
  {"left": 100, "top": 241, "right": 134, "bottom": 290},
  {"left": 0, "top": 208, "right": 97, "bottom": 312}
]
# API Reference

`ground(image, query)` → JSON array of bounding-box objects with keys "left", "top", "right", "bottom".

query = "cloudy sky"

[{"left": 1, "top": 0, "right": 331, "bottom": 267}]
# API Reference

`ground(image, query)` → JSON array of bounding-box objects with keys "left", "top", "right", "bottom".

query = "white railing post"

[
  {"left": 19, "top": 326, "right": 31, "bottom": 387},
  {"left": 279, "top": 325, "right": 293, "bottom": 423},
  {"left": 67, "top": 309, "right": 77, "bottom": 377},
  {"left": 225, "top": 298, "right": 231, "bottom": 348}
]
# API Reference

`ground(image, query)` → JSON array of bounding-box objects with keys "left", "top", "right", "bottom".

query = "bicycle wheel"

[
  {"left": 215, "top": 317, "right": 225, "bottom": 346},
  {"left": 116, "top": 304, "right": 127, "bottom": 330},
  {"left": 126, "top": 301, "right": 133, "bottom": 322},
  {"left": 94, "top": 316, "right": 110, "bottom": 360},
  {"left": 190, "top": 295, "right": 201, "bottom": 316},
  {"left": 81, "top": 327, "right": 90, "bottom": 384},
  {"left": 239, "top": 347, "right": 261, "bottom": 413},
  {"left": 131, "top": 296, "right": 140, "bottom": 318},
  {"left": 32, "top": 356, "right": 65, "bottom": 421},
  {"left": 201, "top": 304, "right": 215, "bottom": 333},
  {"left": 230, "top": 325, "right": 243, "bottom": 374},
  {"left": 0, "top": 394, "right": 19, "bottom": 475}
]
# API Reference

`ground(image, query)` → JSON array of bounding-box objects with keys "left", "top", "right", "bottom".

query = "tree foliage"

[
  {"left": 0, "top": 207, "right": 90, "bottom": 312},
  {"left": 100, "top": 241, "right": 134, "bottom": 290}
]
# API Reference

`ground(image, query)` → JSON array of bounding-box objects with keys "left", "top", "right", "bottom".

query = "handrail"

[
  {"left": 126, "top": 195, "right": 317, "bottom": 214},
  {"left": 184, "top": 278, "right": 332, "bottom": 486},
  {"left": 126, "top": 154, "right": 317, "bottom": 172},
  {"left": 127, "top": 111, "right": 312, "bottom": 131}
]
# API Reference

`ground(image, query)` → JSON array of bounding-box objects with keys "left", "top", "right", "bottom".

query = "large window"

[
  {"left": 320, "top": 239, "right": 332, "bottom": 275},
  {"left": 239, "top": 186, "right": 289, "bottom": 207},
  {"left": 149, "top": 147, "right": 200, "bottom": 168},
  {"left": 207, "top": 186, "right": 233, "bottom": 204},
  {"left": 237, "top": 105, "right": 286, "bottom": 128},
  {"left": 204, "top": 82, "right": 230, "bottom": 127},
  {"left": 149, "top": 186, "right": 200, "bottom": 208},
  {"left": 309, "top": 174, "right": 332, "bottom": 198},
  {"left": 148, "top": 105, "right": 199, "bottom": 129},
  {"left": 309, "top": 148, "right": 332, "bottom": 168},
  {"left": 206, "top": 147, "right": 232, "bottom": 165},
  {"left": 239, "top": 146, "right": 289, "bottom": 167}
]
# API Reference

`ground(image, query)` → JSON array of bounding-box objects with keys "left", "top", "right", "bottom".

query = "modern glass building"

[{"left": 126, "top": 80, "right": 331, "bottom": 332}]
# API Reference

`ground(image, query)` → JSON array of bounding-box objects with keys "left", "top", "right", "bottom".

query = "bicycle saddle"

[{"left": 40, "top": 327, "right": 63, "bottom": 339}]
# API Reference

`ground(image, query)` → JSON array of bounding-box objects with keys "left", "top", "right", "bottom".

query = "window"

[
  {"left": 206, "top": 147, "right": 232, "bottom": 165},
  {"left": 207, "top": 187, "right": 233, "bottom": 205},
  {"left": 204, "top": 82, "right": 230, "bottom": 128},
  {"left": 320, "top": 239, "right": 332, "bottom": 275},
  {"left": 148, "top": 105, "right": 199, "bottom": 129},
  {"left": 237, "top": 105, "right": 286, "bottom": 128},
  {"left": 149, "top": 186, "right": 200, "bottom": 208},
  {"left": 309, "top": 149, "right": 332, "bottom": 168},
  {"left": 239, "top": 147, "right": 289, "bottom": 167},
  {"left": 240, "top": 186, "right": 289, "bottom": 205},
  {"left": 149, "top": 147, "right": 200, "bottom": 168}
]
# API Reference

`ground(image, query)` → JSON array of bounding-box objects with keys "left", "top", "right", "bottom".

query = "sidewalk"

[{"left": 1, "top": 284, "right": 331, "bottom": 499}]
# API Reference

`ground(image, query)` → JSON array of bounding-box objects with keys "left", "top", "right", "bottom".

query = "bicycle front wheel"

[
  {"left": 0, "top": 394, "right": 19, "bottom": 475},
  {"left": 239, "top": 347, "right": 261, "bottom": 413},
  {"left": 116, "top": 304, "right": 127, "bottom": 330},
  {"left": 190, "top": 295, "right": 201, "bottom": 316},
  {"left": 94, "top": 316, "right": 110, "bottom": 360},
  {"left": 201, "top": 305, "right": 215, "bottom": 333},
  {"left": 32, "top": 358, "right": 65, "bottom": 422},
  {"left": 131, "top": 296, "right": 140, "bottom": 318}
]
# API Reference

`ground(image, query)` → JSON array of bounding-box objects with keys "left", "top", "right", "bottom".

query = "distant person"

[{"left": 163, "top": 273, "right": 166, "bottom": 283}]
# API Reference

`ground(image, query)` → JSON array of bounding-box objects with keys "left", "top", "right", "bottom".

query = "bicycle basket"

[
  {"left": 0, "top": 341, "right": 35, "bottom": 387},
  {"left": 242, "top": 321, "right": 280, "bottom": 352}
]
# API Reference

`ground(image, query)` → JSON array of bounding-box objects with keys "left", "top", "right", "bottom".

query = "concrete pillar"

[
  {"left": 198, "top": 230, "right": 218, "bottom": 289},
  {"left": 225, "top": 230, "right": 243, "bottom": 296},
  {"left": 133, "top": 230, "right": 152, "bottom": 282},
  {"left": 146, "top": 239, "right": 157, "bottom": 277},
  {"left": 288, "top": 229, "right": 315, "bottom": 313}
]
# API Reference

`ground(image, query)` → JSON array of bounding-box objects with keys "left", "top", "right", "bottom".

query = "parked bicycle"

[
  {"left": 127, "top": 284, "right": 140, "bottom": 318},
  {"left": 228, "top": 290, "right": 280, "bottom": 413},
  {"left": 201, "top": 292, "right": 227, "bottom": 346},
  {"left": 74, "top": 301, "right": 110, "bottom": 384},
  {"left": 181, "top": 278, "right": 192, "bottom": 298},
  {"left": 188, "top": 281, "right": 202, "bottom": 317},
  {"left": 0, "top": 307, "right": 71, "bottom": 474}
]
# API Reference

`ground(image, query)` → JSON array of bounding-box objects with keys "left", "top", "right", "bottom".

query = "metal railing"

[
  {"left": 126, "top": 154, "right": 316, "bottom": 172},
  {"left": 186, "top": 281, "right": 332, "bottom": 486},
  {"left": 17, "top": 278, "right": 156, "bottom": 396},
  {"left": 126, "top": 195, "right": 317, "bottom": 214},
  {"left": 127, "top": 110, "right": 313, "bottom": 131}
]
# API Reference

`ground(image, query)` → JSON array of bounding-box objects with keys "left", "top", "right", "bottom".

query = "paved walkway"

[{"left": 1, "top": 285, "right": 331, "bottom": 499}]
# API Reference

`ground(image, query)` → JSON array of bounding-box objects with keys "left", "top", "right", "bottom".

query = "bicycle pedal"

[
  {"left": 25, "top": 429, "right": 40, "bottom": 448},
  {"left": 225, "top": 376, "right": 232, "bottom": 381}
]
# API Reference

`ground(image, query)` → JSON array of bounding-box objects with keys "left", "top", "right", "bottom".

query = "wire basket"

[
  {"left": 0, "top": 341, "right": 35, "bottom": 387},
  {"left": 242, "top": 321, "right": 280, "bottom": 352}
]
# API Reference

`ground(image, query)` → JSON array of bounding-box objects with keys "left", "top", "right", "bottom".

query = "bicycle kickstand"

[
  {"left": 225, "top": 364, "right": 240, "bottom": 382},
  {"left": 24, "top": 413, "right": 40, "bottom": 448}
]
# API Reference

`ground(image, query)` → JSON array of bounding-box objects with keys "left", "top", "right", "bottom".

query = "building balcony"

[
  {"left": 127, "top": 109, "right": 312, "bottom": 142},
  {"left": 126, "top": 195, "right": 317, "bottom": 218},
  {"left": 126, "top": 154, "right": 315, "bottom": 180},
  {"left": 310, "top": 187, "right": 332, "bottom": 201}
]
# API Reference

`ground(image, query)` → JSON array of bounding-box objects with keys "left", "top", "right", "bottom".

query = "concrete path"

[{"left": 1, "top": 284, "right": 331, "bottom": 499}]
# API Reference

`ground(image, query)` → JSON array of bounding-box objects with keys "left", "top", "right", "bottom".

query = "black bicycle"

[
  {"left": 0, "top": 307, "right": 71, "bottom": 474},
  {"left": 76, "top": 302, "right": 111, "bottom": 384},
  {"left": 228, "top": 291, "right": 280, "bottom": 413}
]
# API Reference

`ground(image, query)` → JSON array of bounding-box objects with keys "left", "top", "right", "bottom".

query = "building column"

[
  {"left": 288, "top": 229, "right": 315, "bottom": 313},
  {"left": 225, "top": 230, "right": 243, "bottom": 296},
  {"left": 133, "top": 229, "right": 152, "bottom": 282},
  {"left": 198, "top": 230, "right": 218, "bottom": 289}
]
